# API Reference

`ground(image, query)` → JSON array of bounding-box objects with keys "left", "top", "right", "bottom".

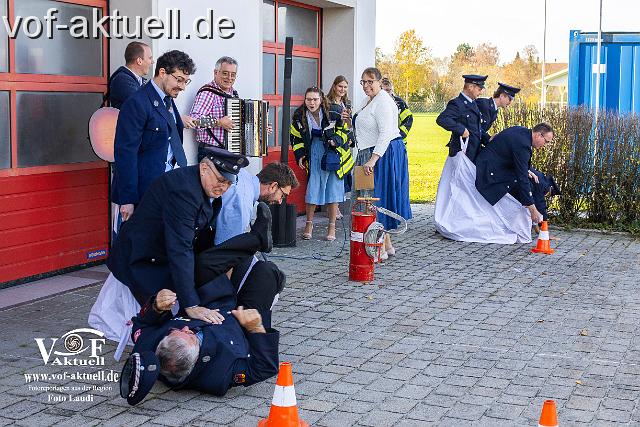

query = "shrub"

[{"left": 492, "top": 103, "right": 640, "bottom": 233}]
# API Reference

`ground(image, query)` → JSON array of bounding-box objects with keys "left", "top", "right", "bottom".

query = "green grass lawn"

[{"left": 405, "top": 113, "right": 449, "bottom": 202}]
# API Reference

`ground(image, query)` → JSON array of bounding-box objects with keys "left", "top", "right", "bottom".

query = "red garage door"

[
  {"left": 262, "top": 0, "right": 321, "bottom": 212},
  {"left": 0, "top": 0, "right": 109, "bottom": 284}
]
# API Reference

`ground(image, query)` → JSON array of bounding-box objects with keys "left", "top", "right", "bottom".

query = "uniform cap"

[
  {"left": 120, "top": 351, "right": 160, "bottom": 406},
  {"left": 199, "top": 146, "right": 249, "bottom": 183},
  {"left": 462, "top": 74, "right": 488, "bottom": 88},
  {"left": 497, "top": 82, "right": 521, "bottom": 99}
]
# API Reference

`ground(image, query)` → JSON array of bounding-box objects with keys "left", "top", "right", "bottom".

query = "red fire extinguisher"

[{"left": 349, "top": 198, "right": 383, "bottom": 283}]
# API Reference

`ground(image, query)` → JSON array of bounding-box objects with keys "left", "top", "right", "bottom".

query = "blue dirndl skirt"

[
  {"left": 370, "top": 138, "right": 412, "bottom": 230},
  {"left": 305, "top": 136, "right": 345, "bottom": 205}
]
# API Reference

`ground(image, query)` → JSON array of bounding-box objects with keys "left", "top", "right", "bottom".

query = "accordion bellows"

[{"left": 225, "top": 98, "right": 269, "bottom": 157}]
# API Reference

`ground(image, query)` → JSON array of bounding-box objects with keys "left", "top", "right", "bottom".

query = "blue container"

[{"left": 568, "top": 30, "right": 640, "bottom": 114}]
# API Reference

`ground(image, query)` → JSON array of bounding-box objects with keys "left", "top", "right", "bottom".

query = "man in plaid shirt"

[{"left": 189, "top": 56, "right": 239, "bottom": 148}]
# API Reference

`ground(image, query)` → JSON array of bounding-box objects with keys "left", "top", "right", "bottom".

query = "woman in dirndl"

[
  {"left": 291, "top": 87, "right": 353, "bottom": 241},
  {"left": 353, "top": 67, "right": 412, "bottom": 260}
]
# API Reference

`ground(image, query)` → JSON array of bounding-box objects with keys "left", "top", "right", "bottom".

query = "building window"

[
  {"left": 0, "top": 0, "right": 7, "bottom": 72},
  {"left": 16, "top": 92, "right": 102, "bottom": 167},
  {"left": 262, "top": 0, "right": 321, "bottom": 148},
  {"left": 0, "top": 91, "right": 9, "bottom": 169},
  {"left": 0, "top": 0, "right": 107, "bottom": 177},
  {"left": 277, "top": 3, "right": 318, "bottom": 48},
  {"left": 262, "top": 0, "right": 276, "bottom": 42},
  {"left": 277, "top": 55, "right": 318, "bottom": 95},
  {"left": 15, "top": 0, "right": 103, "bottom": 76},
  {"left": 263, "top": 53, "right": 276, "bottom": 95}
]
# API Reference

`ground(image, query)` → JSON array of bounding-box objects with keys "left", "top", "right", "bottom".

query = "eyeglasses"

[
  {"left": 360, "top": 79, "right": 379, "bottom": 86},
  {"left": 276, "top": 183, "right": 290, "bottom": 201},
  {"left": 219, "top": 70, "right": 237, "bottom": 79},
  {"left": 169, "top": 73, "right": 192, "bottom": 86},
  {"left": 541, "top": 133, "right": 554, "bottom": 144},
  {"left": 205, "top": 163, "right": 232, "bottom": 186}
]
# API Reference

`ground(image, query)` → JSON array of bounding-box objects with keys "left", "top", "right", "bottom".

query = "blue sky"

[{"left": 375, "top": 0, "right": 639, "bottom": 64}]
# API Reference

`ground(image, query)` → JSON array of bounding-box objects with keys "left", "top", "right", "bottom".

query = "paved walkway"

[{"left": 1, "top": 204, "right": 640, "bottom": 426}]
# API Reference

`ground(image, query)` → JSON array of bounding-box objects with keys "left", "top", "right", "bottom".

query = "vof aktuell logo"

[{"left": 35, "top": 328, "right": 106, "bottom": 366}]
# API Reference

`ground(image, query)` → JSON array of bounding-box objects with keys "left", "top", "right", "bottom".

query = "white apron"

[{"left": 433, "top": 138, "right": 532, "bottom": 244}]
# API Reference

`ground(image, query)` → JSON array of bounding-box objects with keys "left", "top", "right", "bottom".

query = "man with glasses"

[
  {"left": 214, "top": 162, "right": 299, "bottom": 245},
  {"left": 112, "top": 50, "right": 196, "bottom": 224},
  {"left": 475, "top": 123, "right": 555, "bottom": 224},
  {"left": 189, "top": 56, "right": 240, "bottom": 148},
  {"left": 95, "top": 147, "right": 274, "bottom": 331}
]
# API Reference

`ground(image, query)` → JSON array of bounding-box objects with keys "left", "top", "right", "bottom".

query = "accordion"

[{"left": 224, "top": 98, "right": 269, "bottom": 157}]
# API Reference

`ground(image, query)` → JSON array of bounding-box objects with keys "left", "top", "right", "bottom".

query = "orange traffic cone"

[
  {"left": 532, "top": 221, "right": 554, "bottom": 254},
  {"left": 538, "top": 399, "right": 559, "bottom": 426},
  {"left": 258, "top": 362, "right": 309, "bottom": 427}
]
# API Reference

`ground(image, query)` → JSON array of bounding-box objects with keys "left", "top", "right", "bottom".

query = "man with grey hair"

[
  {"left": 189, "top": 56, "right": 240, "bottom": 148},
  {"left": 126, "top": 257, "right": 282, "bottom": 399}
]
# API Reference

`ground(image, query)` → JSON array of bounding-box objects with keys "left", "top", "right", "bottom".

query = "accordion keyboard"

[
  {"left": 224, "top": 98, "right": 269, "bottom": 157},
  {"left": 226, "top": 98, "right": 242, "bottom": 154}
]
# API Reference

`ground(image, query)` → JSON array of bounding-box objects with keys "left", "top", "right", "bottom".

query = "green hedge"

[{"left": 492, "top": 104, "right": 640, "bottom": 234}]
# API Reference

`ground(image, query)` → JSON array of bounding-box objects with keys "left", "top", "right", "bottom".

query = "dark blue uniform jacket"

[
  {"left": 130, "top": 274, "right": 279, "bottom": 396},
  {"left": 109, "top": 66, "right": 144, "bottom": 109},
  {"left": 112, "top": 82, "right": 187, "bottom": 206},
  {"left": 108, "top": 166, "right": 218, "bottom": 309},
  {"left": 476, "top": 97, "right": 498, "bottom": 145},
  {"left": 436, "top": 93, "right": 484, "bottom": 162},
  {"left": 475, "top": 126, "right": 535, "bottom": 206}
]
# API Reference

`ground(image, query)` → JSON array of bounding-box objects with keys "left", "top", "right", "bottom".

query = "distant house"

[{"left": 533, "top": 63, "right": 568, "bottom": 107}]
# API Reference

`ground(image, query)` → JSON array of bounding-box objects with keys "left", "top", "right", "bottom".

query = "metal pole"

[
  {"left": 594, "top": 0, "right": 603, "bottom": 123},
  {"left": 541, "top": 0, "right": 547, "bottom": 107}
]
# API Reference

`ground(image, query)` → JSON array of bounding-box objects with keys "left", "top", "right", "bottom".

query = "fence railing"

[{"left": 407, "top": 101, "right": 447, "bottom": 114}]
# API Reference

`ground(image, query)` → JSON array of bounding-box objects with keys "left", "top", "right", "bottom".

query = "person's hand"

[
  {"left": 120, "top": 204, "right": 134, "bottom": 221},
  {"left": 340, "top": 109, "right": 351, "bottom": 122},
  {"left": 528, "top": 170, "right": 539, "bottom": 184},
  {"left": 181, "top": 115, "right": 197, "bottom": 129},
  {"left": 217, "top": 116, "right": 235, "bottom": 130},
  {"left": 462, "top": 128, "right": 470, "bottom": 139},
  {"left": 232, "top": 306, "right": 265, "bottom": 333},
  {"left": 363, "top": 158, "right": 377, "bottom": 176},
  {"left": 154, "top": 289, "right": 177, "bottom": 312},
  {"left": 185, "top": 306, "right": 225, "bottom": 324},
  {"left": 297, "top": 156, "right": 307, "bottom": 170},
  {"left": 267, "top": 123, "right": 273, "bottom": 135},
  {"left": 528, "top": 205, "right": 543, "bottom": 224}
]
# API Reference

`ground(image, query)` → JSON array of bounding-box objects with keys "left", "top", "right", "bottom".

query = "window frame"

[
  {"left": 0, "top": 0, "right": 108, "bottom": 178},
  {"left": 262, "top": 0, "right": 321, "bottom": 149}
]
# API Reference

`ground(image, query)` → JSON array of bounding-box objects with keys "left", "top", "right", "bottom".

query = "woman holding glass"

[
  {"left": 291, "top": 87, "right": 353, "bottom": 241},
  {"left": 327, "top": 75, "right": 354, "bottom": 218}
]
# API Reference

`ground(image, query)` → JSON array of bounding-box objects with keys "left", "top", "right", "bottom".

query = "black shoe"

[{"left": 251, "top": 202, "right": 273, "bottom": 253}]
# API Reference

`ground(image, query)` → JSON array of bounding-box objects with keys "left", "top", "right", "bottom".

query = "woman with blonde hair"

[{"left": 327, "top": 75, "right": 354, "bottom": 218}]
